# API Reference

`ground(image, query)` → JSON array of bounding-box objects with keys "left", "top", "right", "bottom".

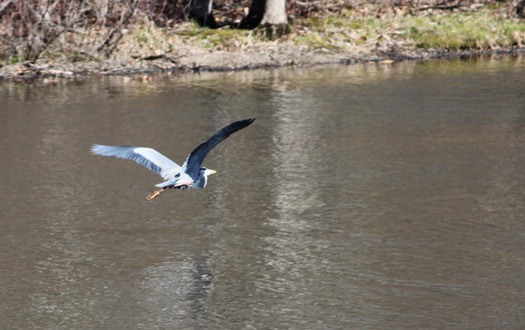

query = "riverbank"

[{"left": 1, "top": 4, "right": 524, "bottom": 82}]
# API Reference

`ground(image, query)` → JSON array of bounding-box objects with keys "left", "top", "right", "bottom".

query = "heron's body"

[{"left": 91, "top": 118, "right": 255, "bottom": 200}]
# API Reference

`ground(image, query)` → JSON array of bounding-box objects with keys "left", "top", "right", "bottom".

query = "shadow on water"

[{"left": 1, "top": 56, "right": 525, "bottom": 328}]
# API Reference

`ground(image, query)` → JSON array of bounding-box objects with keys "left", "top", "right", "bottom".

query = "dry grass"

[{"left": 289, "top": 4, "right": 525, "bottom": 52}]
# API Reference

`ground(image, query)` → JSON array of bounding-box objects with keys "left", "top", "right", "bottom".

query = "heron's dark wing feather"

[
  {"left": 91, "top": 145, "right": 181, "bottom": 178},
  {"left": 183, "top": 118, "right": 255, "bottom": 177}
]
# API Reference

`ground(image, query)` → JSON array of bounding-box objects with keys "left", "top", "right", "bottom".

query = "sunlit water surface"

[{"left": 1, "top": 57, "right": 525, "bottom": 329}]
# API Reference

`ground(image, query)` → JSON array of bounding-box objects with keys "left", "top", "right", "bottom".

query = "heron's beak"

[{"left": 207, "top": 169, "right": 217, "bottom": 175}]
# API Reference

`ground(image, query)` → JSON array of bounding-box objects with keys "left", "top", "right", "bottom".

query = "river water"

[{"left": 1, "top": 57, "right": 525, "bottom": 329}]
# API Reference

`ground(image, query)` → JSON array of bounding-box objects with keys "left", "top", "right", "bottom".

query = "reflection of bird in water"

[{"left": 91, "top": 118, "right": 255, "bottom": 200}]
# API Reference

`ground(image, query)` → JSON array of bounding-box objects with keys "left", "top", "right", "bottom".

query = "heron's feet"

[{"left": 146, "top": 188, "right": 165, "bottom": 201}]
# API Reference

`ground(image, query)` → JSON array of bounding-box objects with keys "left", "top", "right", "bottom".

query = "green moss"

[
  {"left": 169, "top": 7, "right": 525, "bottom": 53},
  {"left": 202, "top": 29, "right": 246, "bottom": 42},
  {"left": 176, "top": 26, "right": 254, "bottom": 49},
  {"left": 293, "top": 33, "right": 336, "bottom": 50},
  {"left": 402, "top": 11, "right": 525, "bottom": 50},
  {"left": 133, "top": 28, "right": 150, "bottom": 44},
  {"left": 0, "top": 55, "right": 26, "bottom": 65},
  {"left": 290, "top": 7, "right": 525, "bottom": 52},
  {"left": 66, "top": 52, "right": 98, "bottom": 63}
]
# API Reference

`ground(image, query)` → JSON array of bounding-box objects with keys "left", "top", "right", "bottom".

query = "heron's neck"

[{"left": 192, "top": 172, "right": 208, "bottom": 189}]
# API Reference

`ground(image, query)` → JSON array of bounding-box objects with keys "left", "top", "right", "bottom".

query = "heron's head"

[
  {"left": 194, "top": 167, "right": 217, "bottom": 189},
  {"left": 201, "top": 167, "right": 217, "bottom": 177}
]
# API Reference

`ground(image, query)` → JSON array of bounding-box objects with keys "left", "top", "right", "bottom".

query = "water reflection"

[
  {"left": 140, "top": 256, "right": 213, "bottom": 327},
  {"left": 258, "top": 78, "right": 328, "bottom": 324},
  {"left": 1, "top": 56, "right": 525, "bottom": 329}
]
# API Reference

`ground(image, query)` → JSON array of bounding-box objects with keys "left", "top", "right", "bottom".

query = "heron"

[{"left": 91, "top": 118, "right": 255, "bottom": 200}]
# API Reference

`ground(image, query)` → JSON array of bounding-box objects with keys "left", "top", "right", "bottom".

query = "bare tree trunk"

[
  {"left": 517, "top": 0, "right": 525, "bottom": 18},
  {"left": 259, "top": 0, "right": 289, "bottom": 39},
  {"left": 237, "top": 0, "right": 266, "bottom": 29},
  {"left": 260, "top": 0, "right": 287, "bottom": 25},
  {"left": 188, "top": 0, "right": 289, "bottom": 34},
  {"left": 190, "top": 0, "right": 224, "bottom": 29}
]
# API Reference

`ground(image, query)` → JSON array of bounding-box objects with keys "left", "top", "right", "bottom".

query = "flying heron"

[{"left": 91, "top": 118, "right": 255, "bottom": 200}]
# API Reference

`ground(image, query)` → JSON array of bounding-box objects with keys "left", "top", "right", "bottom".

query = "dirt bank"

[
  {"left": 5, "top": 45, "right": 525, "bottom": 83},
  {"left": 2, "top": 35, "right": 523, "bottom": 83}
]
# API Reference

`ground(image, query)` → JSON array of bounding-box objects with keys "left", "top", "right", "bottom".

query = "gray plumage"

[{"left": 91, "top": 118, "right": 255, "bottom": 199}]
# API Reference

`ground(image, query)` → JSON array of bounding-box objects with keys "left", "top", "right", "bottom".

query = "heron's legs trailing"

[
  {"left": 145, "top": 185, "right": 189, "bottom": 200},
  {"left": 146, "top": 188, "right": 168, "bottom": 200}
]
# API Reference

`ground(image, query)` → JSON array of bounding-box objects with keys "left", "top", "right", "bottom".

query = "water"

[{"left": 1, "top": 57, "right": 525, "bottom": 329}]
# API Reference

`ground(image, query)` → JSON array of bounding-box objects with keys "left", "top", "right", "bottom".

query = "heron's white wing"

[{"left": 91, "top": 144, "right": 181, "bottom": 179}]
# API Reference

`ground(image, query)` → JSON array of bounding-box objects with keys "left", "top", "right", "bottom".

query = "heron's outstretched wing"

[
  {"left": 182, "top": 118, "right": 255, "bottom": 177},
  {"left": 91, "top": 144, "right": 182, "bottom": 179}
]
